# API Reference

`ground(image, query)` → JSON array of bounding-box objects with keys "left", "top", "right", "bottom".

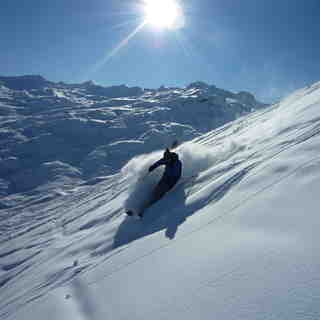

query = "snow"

[
  {"left": 1, "top": 78, "right": 320, "bottom": 319},
  {"left": 226, "top": 97, "right": 239, "bottom": 104}
]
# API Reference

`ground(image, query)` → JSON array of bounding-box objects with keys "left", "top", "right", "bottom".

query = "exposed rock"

[{"left": 187, "top": 81, "right": 210, "bottom": 90}]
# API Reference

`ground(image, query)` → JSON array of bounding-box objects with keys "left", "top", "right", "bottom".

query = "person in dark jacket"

[
  {"left": 126, "top": 148, "right": 182, "bottom": 218},
  {"left": 147, "top": 148, "right": 182, "bottom": 208}
]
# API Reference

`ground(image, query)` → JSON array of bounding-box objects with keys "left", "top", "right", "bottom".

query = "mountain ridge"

[{"left": 0, "top": 75, "right": 267, "bottom": 208}]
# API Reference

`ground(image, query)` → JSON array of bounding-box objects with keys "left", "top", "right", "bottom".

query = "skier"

[
  {"left": 126, "top": 148, "right": 182, "bottom": 218},
  {"left": 146, "top": 148, "right": 182, "bottom": 210}
]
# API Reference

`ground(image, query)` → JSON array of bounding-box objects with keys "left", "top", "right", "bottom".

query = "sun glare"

[
  {"left": 143, "top": 0, "right": 182, "bottom": 29},
  {"left": 88, "top": 0, "right": 185, "bottom": 76}
]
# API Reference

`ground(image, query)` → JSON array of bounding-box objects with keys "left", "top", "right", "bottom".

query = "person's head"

[
  {"left": 170, "top": 152, "right": 179, "bottom": 162},
  {"left": 163, "top": 149, "right": 179, "bottom": 162},
  {"left": 163, "top": 148, "right": 171, "bottom": 160}
]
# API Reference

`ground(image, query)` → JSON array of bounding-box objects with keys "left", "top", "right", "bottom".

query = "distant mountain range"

[{"left": 0, "top": 75, "right": 268, "bottom": 208}]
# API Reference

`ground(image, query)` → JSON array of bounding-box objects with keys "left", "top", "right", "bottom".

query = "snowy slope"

[{"left": 1, "top": 81, "right": 320, "bottom": 319}]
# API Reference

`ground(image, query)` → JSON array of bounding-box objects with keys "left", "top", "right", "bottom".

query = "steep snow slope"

[{"left": 1, "top": 81, "right": 320, "bottom": 319}]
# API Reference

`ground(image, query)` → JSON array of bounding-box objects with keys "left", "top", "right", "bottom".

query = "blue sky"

[{"left": 1, "top": 0, "right": 319, "bottom": 102}]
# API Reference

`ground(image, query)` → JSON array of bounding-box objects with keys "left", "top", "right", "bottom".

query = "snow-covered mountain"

[
  {"left": 2, "top": 77, "right": 320, "bottom": 320},
  {"left": 0, "top": 76, "right": 266, "bottom": 209}
]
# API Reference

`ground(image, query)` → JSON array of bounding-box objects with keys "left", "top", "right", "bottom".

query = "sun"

[{"left": 143, "top": 0, "right": 182, "bottom": 29}]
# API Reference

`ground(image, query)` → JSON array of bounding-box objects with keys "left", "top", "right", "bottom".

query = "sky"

[{"left": 1, "top": 0, "right": 319, "bottom": 102}]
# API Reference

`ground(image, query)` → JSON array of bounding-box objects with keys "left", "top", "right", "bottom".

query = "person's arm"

[{"left": 149, "top": 158, "right": 167, "bottom": 172}]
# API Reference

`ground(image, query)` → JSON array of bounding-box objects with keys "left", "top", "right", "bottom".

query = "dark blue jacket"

[{"left": 149, "top": 154, "right": 182, "bottom": 185}]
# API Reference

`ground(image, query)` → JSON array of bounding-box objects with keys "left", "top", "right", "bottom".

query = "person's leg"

[
  {"left": 145, "top": 179, "right": 169, "bottom": 209},
  {"left": 141, "top": 177, "right": 180, "bottom": 216},
  {"left": 153, "top": 179, "right": 169, "bottom": 201}
]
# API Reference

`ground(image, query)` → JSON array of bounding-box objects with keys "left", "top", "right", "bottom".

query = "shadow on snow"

[{"left": 113, "top": 163, "right": 255, "bottom": 249}]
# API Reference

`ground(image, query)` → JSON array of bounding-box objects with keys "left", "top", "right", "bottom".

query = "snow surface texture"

[{"left": 2, "top": 78, "right": 320, "bottom": 319}]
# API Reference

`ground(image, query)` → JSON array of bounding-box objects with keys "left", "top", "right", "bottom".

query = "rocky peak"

[
  {"left": 186, "top": 81, "right": 211, "bottom": 90},
  {"left": 0, "top": 75, "right": 53, "bottom": 90}
]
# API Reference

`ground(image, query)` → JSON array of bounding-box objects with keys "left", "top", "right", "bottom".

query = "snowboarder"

[{"left": 126, "top": 148, "right": 182, "bottom": 218}]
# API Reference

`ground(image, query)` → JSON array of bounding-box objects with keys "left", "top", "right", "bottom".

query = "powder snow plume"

[{"left": 122, "top": 140, "right": 244, "bottom": 212}]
